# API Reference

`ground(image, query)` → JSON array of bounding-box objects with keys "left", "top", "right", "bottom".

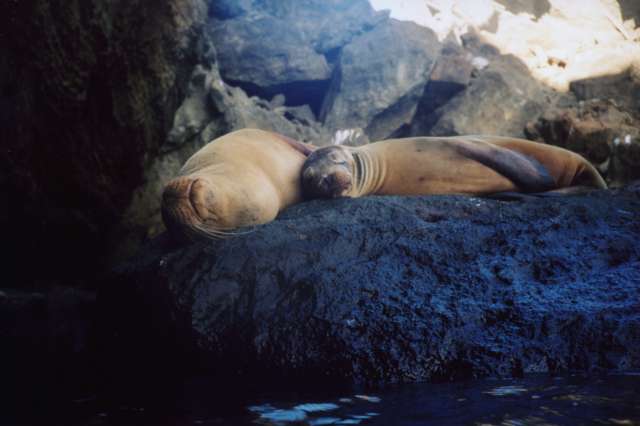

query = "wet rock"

[
  {"left": 321, "top": 20, "right": 440, "bottom": 140},
  {"left": 107, "top": 186, "right": 640, "bottom": 387}
]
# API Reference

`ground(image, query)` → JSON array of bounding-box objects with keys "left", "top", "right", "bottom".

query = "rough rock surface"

[
  {"left": 418, "top": 36, "right": 562, "bottom": 138},
  {"left": 321, "top": 20, "right": 441, "bottom": 140},
  {"left": 107, "top": 186, "right": 640, "bottom": 387},
  {"left": 211, "top": 15, "right": 332, "bottom": 88},
  {"left": 526, "top": 99, "right": 640, "bottom": 186},
  {"left": 0, "top": 0, "right": 210, "bottom": 287},
  {"left": 210, "top": 0, "right": 385, "bottom": 113}
]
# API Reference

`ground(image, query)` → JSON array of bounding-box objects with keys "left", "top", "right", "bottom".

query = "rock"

[
  {"left": 165, "top": 65, "right": 219, "bottom": 149},
  {"left": 408, "top": 40, "right": 474, "bottom": 136},
  {"left": 208, "top": 0, "right": 387, "bottom": 116},
  {"left": 209, "top": 0, "right": 253, "bottom": 20},
  {"left": 0, "top": 0, "right": 210, "bottom": 288},
  {"left": 570, "top": 66, "right": 640, "bottom": 113},
  {"left": 525, "top": 99, "right": 640, "bottom": 185},
  {"left": 107, "top": 187, "right": 640, "bottom": 387},
  {"left": 1, "top": 287, "right": 97, "bottom": 411},
  {"left": 476, "top": 0, "right": 640, "bottom": 91},
  {"left": 211, "top": 15, "right": 331, "bottom": 88},
  {"left": 256, "top": 0, "right": 386, "bottom": 54},
  {"left": 425, "top": 50, "right": 560, "bottom": 138},
  {"left": 209, "top": 75, "right": 332, "bottom": 146},
  {"left": 321, "top": 20, "right": 441, "bottom": 140}
]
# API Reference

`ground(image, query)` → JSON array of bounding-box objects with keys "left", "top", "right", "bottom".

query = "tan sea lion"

[
  {"left": 162, "top": 128, "right": 315, "bottom": 239},
  {"left": 301, "top": 135, "right": 607, "bottom": 199}
]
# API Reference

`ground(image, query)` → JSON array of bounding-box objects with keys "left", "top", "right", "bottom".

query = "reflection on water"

[
  {"left": 249, "top": 398, "right": 379, "bottom": 425},
  {"left": 243, "top": 373, "right": 639, "bottom": 426},
  {"left": 21, "top": 372, "right": 640, "bottom": 425}
]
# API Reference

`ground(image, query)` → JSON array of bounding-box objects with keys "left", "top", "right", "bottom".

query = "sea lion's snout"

[
  {"left": 323, "top": 171, "right": 352, "bottom": 198},
  {"left": 162, "top": 175, "right": 222, "bottom": 237},
  {"left": 188, "top": 178, "right": 217, "bottom": 220}
]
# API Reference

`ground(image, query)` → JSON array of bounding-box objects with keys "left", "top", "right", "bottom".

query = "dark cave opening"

[{"left": 227, "top": 78, "right": 332, "bottom": 120}]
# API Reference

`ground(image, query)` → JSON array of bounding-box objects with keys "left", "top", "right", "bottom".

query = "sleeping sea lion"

[
  {"left": 301, "top": 135, "right": 606, "bottom": 199},
  {"left": 162, "top": 128, "right": 315, "bottom": 239}
]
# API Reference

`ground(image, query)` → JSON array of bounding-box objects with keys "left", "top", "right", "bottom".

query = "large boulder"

[
  {"left": 209, "top": 0, "right": 386, "bottom": 108},
  {"left": 321, "top": 20, "right": 441, "bottom": 140},
  {"left": 211, "top": 15, "right": 332, "bottom": 88},
  {"left": 106, "top": 186, "right": 640, "bottom": 387},
  {"left": 255, "top": 0, "right": 386, "bottom": 55},
  {"left": 422, "top": 41, "right": 562, "bottom": 137}
]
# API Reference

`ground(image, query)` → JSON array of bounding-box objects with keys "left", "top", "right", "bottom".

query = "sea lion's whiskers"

[{"left": 194, "top": 221, "right": 258, "bottom": 240}]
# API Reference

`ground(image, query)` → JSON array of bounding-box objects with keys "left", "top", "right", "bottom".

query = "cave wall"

[{"left": 0, "top": 0, "right": 208, "bottom": 287}]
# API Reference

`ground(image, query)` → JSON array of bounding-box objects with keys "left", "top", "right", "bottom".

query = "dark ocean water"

[{"left": 8, "top": 373, "right": 640, "bottom": 425}]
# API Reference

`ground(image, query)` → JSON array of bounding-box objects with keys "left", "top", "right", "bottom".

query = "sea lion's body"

[
  {"left": 162, "top": 128, "right": 314, "bottom": 239},
  {"left": 301, "top": 136, "right": 607, "bottom": 199}
]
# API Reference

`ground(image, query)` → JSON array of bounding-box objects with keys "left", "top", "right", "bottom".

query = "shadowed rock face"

[
  {"left": 0, "top": 0, "right": 210, "bottom": 287},
  {"left": 106, "top": 186, "right": 640, "bottom": 387}
]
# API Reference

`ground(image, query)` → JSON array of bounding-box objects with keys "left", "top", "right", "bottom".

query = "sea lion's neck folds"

[{"left": 352, "top": 149, "right": 386, "bottom": 197}]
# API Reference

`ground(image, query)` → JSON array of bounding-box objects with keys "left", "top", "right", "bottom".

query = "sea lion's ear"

[{"left": 303, "top": 166, "right": 316, "bottom": 178}]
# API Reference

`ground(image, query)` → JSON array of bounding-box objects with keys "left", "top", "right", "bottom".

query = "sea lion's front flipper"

[{"left": 456, "top": 139, "right": 557, "bottom": 193}]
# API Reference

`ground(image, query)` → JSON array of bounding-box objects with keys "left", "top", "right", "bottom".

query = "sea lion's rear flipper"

[
  {"left": 271, "top": 132, "right": 318, "bottom": 156},
  {"left": 456, "top": 139, "right": 557, "bottom": 192}
]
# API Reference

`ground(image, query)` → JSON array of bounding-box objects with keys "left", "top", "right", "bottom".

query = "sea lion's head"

[
  {"left": 161, "top": 174, "right": 233, "bottom": 240},
  {"left": 301, "top": 146, "right": 355, "bottom": 198}
]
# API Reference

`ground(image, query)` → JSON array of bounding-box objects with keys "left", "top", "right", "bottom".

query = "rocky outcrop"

[
  {"left": 211, "top": 16, "right": 332, "bottom": 87},
  {"left": 525, "top": 99, "right": 640, "bottom": 186},
  {"left": 0, "top": 0, "right": 209, "bottom": 287},
  {"left": 410, "top": 34, "right": 564, "bottom": 138},
  {"left": 321, "top": 20, "right": 441, "bottom": 140},
  {"left": 106, "top": 186, "right": 640, "bottom": 387},
  {"left": 210, "top": 0, "right": 386, "bottom": 115}
]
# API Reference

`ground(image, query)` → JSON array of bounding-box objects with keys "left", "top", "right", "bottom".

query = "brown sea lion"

[
  {"left": 301, "top": 135, "right": 607, "bottom": 199},
  {"left": 162, "top": 128, "right": 315, "bottom": 239}
]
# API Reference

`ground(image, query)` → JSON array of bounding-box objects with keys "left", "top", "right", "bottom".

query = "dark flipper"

[
  {"left": 456, "top": 139, "right": 557, "bottom": 192},
  {"left": 271, "top": 132, "right": 317, "bottom": 156}
]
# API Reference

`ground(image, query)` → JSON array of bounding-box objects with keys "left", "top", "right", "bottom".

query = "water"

[{"left": 12, "top": 373, "right": 640, "bottom": 425}]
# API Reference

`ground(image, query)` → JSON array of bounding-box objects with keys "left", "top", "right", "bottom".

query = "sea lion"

[
  {"left": 162, "top": 128, "right": 315, "bottom": 239},
  {"left": 301, "top": 135, "right": 607, "bottom": 199}
]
